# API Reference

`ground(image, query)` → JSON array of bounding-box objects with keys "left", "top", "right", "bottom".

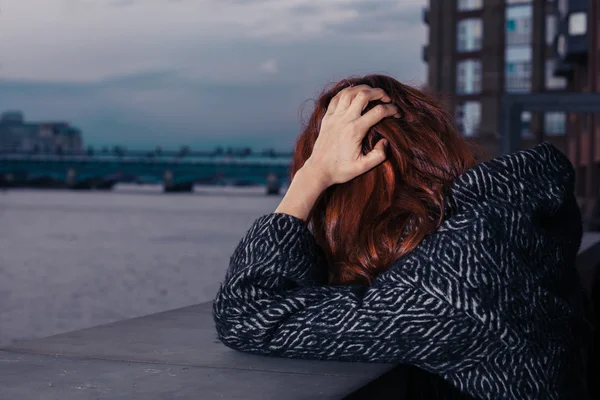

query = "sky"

[{"left": 0, "top": 0, "right": 428, "bottom": 151}]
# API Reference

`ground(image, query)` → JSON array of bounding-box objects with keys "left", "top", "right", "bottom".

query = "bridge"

[{"left": 0, "top": 151, "right": 293, "bottom": 194}]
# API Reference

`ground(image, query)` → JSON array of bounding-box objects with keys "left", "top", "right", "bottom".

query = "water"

[{"left": 0, "top": 185, "right": 283, "bottom": 346}]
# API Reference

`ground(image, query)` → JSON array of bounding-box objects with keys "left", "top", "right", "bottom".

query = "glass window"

[
  {"left": 569, "top": 12, "right": 587, "bottom": 36},
  {"left": 545, "top": 60, "right": 567, "bottom": 90},
  {"left": 457, "top": 19, "right": 483, "bottom": 52},
  {"left": 521, "top": 111, "right": 532, "bottom": 139},
  {"left": 507, "top": 20, "right": 516, "bottom": 32},
  {"left": 546, "top": 14, "right": 556, "bottom": 45},
  {"left": 557, "top": 34, "right": 567, "bottom": 58},
  {"left": 505, "top": 47, "right": 532, "bottom": 92},
  {"left": 505, "top": 62, "right": 532, "bottom": 92},
  {"left": 544, "top": 112, "right": 566, "bottom": 136},
  {"left": 457, "top": 0, "right": 483, "bottom": 11},
  {"left": 456, "top": 102, "right": 481, "bottom": 137},
  {"left": 457, "top": 59, "right": 482, "bottom": 94},
  {"left": 558, "top": 0, "right": 568, "bottom": 17},
  {"left": 505, "top": 4, "right": 532, "bottom": 45}
]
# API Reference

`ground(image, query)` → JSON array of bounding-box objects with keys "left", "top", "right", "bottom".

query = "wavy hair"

[{"left": 290, "top": 74, "right": 477, "bottom": 285}]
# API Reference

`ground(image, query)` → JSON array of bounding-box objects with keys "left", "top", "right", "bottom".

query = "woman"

[{"left": 212, "top": 75, "right": 593, "bottom": 399}]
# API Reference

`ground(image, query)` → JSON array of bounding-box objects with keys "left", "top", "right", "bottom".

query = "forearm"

[{"left": 274, "top": 164, "right": 330, "bottom": 222}]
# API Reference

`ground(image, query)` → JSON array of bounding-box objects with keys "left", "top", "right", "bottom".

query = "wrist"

[
  {"left": 298, "top": 159, "right": 332, "bottom": 191},
  {"left": 274, "top": 162, "right": 328, "bottom": 221}
]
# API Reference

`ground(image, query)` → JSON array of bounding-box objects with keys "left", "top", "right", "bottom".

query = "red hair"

[{"left": 291, "top": 75, "right": 477, "bottom": 285}]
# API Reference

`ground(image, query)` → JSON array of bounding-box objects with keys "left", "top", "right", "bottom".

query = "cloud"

[
  {"left": 0, "top": 0, "right": 428, "bottom": 149},
  {"left": 0, "top": 71, "right": 309, "bottom": 150},
  {"left": 0, "top": 0, "right": 426, "bottom": 80},
  {"left": 258, "top": 59, "right": 279, "bottom": 74}
]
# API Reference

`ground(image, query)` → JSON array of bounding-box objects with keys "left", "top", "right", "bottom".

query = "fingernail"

[
  {"left": 393, "top": 113, "right": 401, "bottom": 118},
  {"left": 383, "top": 139, "right": 389, "bottom": 147}
]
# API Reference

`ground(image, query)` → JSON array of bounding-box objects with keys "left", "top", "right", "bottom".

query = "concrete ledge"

[
  {"left": 0, "top": 302, "right": 405, "bottom": 400},
  {"left": 2, "top": 233, "right": 600, "bottom": 400}
]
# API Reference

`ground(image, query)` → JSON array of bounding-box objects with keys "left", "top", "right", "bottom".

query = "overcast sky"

[{"left": 0, "top": 0, "right": 427, "bottom": 151}]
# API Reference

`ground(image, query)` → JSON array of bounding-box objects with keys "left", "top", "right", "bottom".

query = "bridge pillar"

[
  {"left": 265, "top": 172, "right": 280, "bottom": 195},
  {"left": 163, "top": 170, "right": 173, "bottom": 187},
  {"left": 65, "top": 168, "right": 77, "bottom": 188},
  {"left": 0, "top": 173, "right": 15, "bottom": 188},
  {"left": 163, "top": 170, "right": 193, "bottom": 193}
]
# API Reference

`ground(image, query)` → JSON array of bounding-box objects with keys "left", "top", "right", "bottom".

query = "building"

[
  {"left": 423, "top": 0, "right": 599, "bottom": 215},
  {"left": 423, "top": 0, "right": 597, "bottom": 157},
  {"left": 0, "top": 111, "right": 83, "bottom": 154},
  {"left": 553, "top": 0, "right": 600, "bottom": 217}
]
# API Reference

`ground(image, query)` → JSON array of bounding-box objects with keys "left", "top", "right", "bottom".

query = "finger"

[
  {"left": 347, "top": 88, "right": 392, "bottom": 116},
  {"left": 359, "top": 139, "right": 388, "bottom": 172},
  {"left": 336, "top": 84, "right": 373, "bottom": 111},
  {"left": 353, "top": 104, "right": 399, "bottom": 133},
  {"left": 326, "top": 84, "right": 361, "bottom": 114},
  {"left": 326, "top": 93, "right": 341, "bottom": 115}
]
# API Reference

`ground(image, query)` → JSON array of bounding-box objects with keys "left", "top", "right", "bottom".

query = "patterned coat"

[{"left": 213, "top": 142, "right": 594, "bottom": 399}]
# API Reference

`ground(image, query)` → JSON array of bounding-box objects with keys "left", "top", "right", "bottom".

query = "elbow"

[
  {"left": 212, "top": 295, "right": 240, "bottom": 348},
  {"left": 213, "top": 310, "right": 261, "bottom": 354},
  {"left": 212, "top": 297, "right": 252, "bottom": 352},
  {"left": 213, "top": 315, "right": 243, "bottom": 351},
  {"left": 212, "top": 284, "right": 274, "bottom": 355},
  {"left": 212, "top": 301, "right": 272, "bottom": 356}
]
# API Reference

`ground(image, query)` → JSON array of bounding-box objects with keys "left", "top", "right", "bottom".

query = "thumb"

[{"left": 360, "top": 139, "right": 388, "bottom": 172}]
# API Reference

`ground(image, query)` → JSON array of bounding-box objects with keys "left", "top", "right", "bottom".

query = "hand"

[{"left": 302, "top": 84, "right": 399, "bottom": 188}]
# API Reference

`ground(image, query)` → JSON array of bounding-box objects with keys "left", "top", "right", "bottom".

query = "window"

[
  {"left": 505, "top": 4, "right": 532, "bottom": 45},
  {"left": 457, "top": 59, "right": 482, "bottom": 94},
  {"left": 456, "top": 102, "right": 481, "bottom": 137},
  {"left": 558, "top": 0, "right": 568, "bottom": 17},
  {"left": 505, "top": 47, "right": 532, "bottom": 92},
  {"left": 505, "top": 62, "right": 531, "bottom": 92},
  {"left": 545, "top": 60, "right": 567, "bottom": 89},
  {"left": 457, "top": 19, "right": 483, "bottom": 52},
  {"left": 569, "top": 12, "right": 587, "bottom": 36},
  {"left": 521, "top": 111, "right": 532, "bottom": 138},
  {"left": 457, "top": 0, "right": 482, "bottom": 11},
  {"left": 557, "top": 34, "right": 567, "bottom": 58},
  {"left": 545, "top": 15, "right": 556, "bottom": 45},
  {"left": 544, "top": 112, "right": 566, "bottom": 136}
]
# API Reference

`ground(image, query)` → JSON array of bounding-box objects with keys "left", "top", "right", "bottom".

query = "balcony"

[
  {"left": 557, "top": 0, "right": 589, "bottom": 16},
  {"left": 422, "top": 44, "right": 429, "bottom": 63},
  {"left": 422, "top": 7, "right": 429, "bottom": 25},
  {"left": 553, "top": 0, "right": 588, "bottom": 63},
  {"left": 553, "top": 57, "right": 574, "bottom": 78},
  {"left": 567, "top": 0, "right": 589, "bottom": 13}
]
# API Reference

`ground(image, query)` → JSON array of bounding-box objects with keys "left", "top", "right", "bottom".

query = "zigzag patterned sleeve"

[{"left": 212, "top": 212, "right": 502, "bottom": 392}]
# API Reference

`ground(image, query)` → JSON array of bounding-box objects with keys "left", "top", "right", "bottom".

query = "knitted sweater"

[{"left": 213, "top": 142, "right": 594, "bottom": 399}]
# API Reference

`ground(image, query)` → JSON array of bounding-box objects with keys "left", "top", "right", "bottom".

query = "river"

[{"left": 0, "top": 185, "right": 283, "bottom": 346}]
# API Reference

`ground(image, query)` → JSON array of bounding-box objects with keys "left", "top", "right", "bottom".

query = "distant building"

[{"left": 0, "top": 111, "right": 83, "bottom": 154}]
